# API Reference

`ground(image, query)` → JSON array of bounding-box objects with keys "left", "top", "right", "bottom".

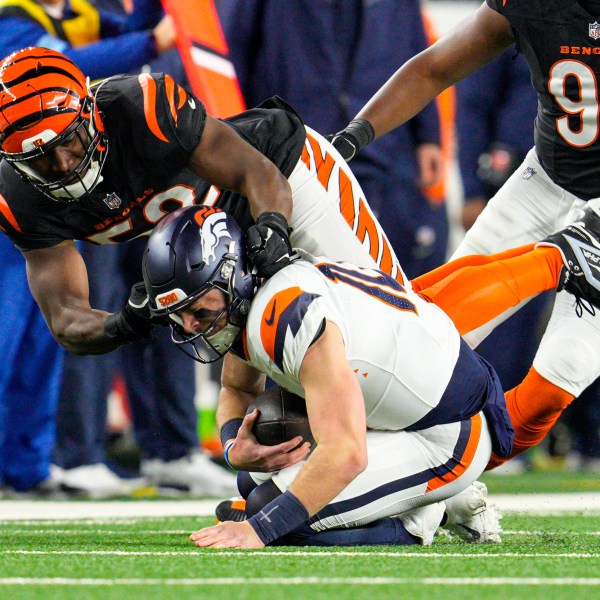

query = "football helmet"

[
  {"left": 0, "top": 47, "right": 107, "bottom": 201},
  {"left": 143, "top": 205, "right": 256, "bottom": 363}
]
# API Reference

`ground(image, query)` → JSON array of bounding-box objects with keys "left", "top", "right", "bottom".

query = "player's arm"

[
  {"left": 24, "top": 241, "right": 152, "bottom": 354},
  {"left": 286, "top": 321, "right": 368, "bottom": 513},
  {"left": 190, "top": 320, "right": 367, "bottom": 548},
  {"left": 218, "top": 352, "right": 311, "bottom": 472},
  {"left": 187, "top": 115, "right": 294, "bottom": 277},
  {"left": 332, "top": 3, "right": 514, "bottom": 158},
  {"left": 187, "top": 115, "right": 292, "bottom": 222}
]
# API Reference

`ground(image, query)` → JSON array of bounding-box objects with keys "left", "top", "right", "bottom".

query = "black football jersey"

[
  {"left": 487, "top": 0, "right": 600, "bottom": 199},
  {"left": 0, "top": 74, "right": 305, "bottom": 251}
]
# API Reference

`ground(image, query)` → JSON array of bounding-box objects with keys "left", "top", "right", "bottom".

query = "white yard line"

[
  {"left": 1, "top": 493, "right": 600, "bottom": 521},
  {"left": 0, "top": 577, "right": 598, "bottom": 586},
  {"left": 1, "top": 550, "right": 598, "bottom": 558}
]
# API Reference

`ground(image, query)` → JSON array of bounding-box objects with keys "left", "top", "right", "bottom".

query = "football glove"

[
  {"left": 327, "top": 119, "right": 375, "bottom": 162},
  {"left": 247, "top": 212, "right": 293, "bottom": 278},
  {"left": 104, "top": 281, "right": 155, "bottom": 344}
]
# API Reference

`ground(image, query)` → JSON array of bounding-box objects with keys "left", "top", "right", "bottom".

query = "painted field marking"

[
  {"left": 1, "top": 550, "right": 598, "bottom": 558},
  {"left": 0, "top": 577, "right": 599, "bottom": 586}
]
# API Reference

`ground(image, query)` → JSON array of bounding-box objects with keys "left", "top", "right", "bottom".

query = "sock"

[
  {"left": 486, "top": 367, "right": 575, "bottom": 470},
  {"left": 272, "top": 517, "right": 419, "bottom": 547},
  {"left": 415, "top": 245, "right": 562, "bottom": 335}
]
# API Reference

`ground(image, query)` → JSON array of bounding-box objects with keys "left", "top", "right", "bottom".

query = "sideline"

[{"left": 1, "top": 493, "right": 599, "bottom": 521}]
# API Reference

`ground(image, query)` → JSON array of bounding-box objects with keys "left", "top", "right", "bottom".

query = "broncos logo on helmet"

[
  {"left": 194, "top": 207, "right": 233, "bottom": 266},
  {"left": 143, "top": 206, "right": 256, "bottom": 363},
  {"left": 0, "top": 46, "right": 107, "bottom": 202}
]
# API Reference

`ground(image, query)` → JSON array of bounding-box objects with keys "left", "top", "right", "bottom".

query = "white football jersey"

[{"left": 243, "top": 252, "right": 462, "bottom": 430}]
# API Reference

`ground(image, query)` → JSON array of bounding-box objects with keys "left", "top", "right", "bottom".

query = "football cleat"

[
  {"left": 399, "top": 502, "right": 446, "bottom": 546},
  {"left": 444, "top": 481, "right": 502, "bottom": 543},
  {"left": 215, "top": 496, "right": 247, "bottom": 523},
  {"left": 536, "top": 198, "right": 600, "bottom": 315}
]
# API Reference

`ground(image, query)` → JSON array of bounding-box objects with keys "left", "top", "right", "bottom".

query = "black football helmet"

[{"left": 143, "top": 205, "right": 256, "bottom": 363}]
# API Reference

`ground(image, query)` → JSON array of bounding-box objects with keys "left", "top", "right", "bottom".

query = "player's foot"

[
  {"left": 141, "top": 451, "right": 238, "bottom": 497},
  {"left": 215, "top": 496, "right": 247, "bottom": 523},
  {"left": 444, "top": 481, "right": 502, "bottom": 543},
  {"left": 537, "top": 198, "right": 600, "bottom": 314},
  {"left": 399, "top": 502, "right": 446, "bottom": 546}
]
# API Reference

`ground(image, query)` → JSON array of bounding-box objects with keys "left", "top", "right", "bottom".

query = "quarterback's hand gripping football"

[
  {"left": 247, "top": 212, "right": 293, "bottom": 278},
  {"left": 327, "top": 118, "right": 375, "bottom": 162},
  {"left": 104, "top": 281, "right": 156, "bottom": 344},
  {"left": 227, "top": 409, "right": 311, "bottom": 472}
]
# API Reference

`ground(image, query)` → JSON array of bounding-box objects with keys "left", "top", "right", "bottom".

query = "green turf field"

[{"left": 1, "top": 470, "right": 599, "bottom": 599}]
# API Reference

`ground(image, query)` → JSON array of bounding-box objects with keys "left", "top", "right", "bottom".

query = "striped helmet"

[{"left": 0, "top": 47, "right": 107, "bottom": 201}]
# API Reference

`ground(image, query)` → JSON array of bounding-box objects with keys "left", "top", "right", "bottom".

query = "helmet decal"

[{"left": 196, "top": 210, "right": 233, "bottom": 266}]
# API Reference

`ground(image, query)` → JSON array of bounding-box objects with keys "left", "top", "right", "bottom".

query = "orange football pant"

[{"left": 411, "top": 243, "right": 574, "bottom": 469}]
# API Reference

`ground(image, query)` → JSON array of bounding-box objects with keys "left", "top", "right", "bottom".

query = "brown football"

[{"left": 247, "top": 386, "right": 314, "bottom": 447}]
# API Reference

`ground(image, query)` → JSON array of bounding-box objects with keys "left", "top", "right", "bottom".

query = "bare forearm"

[
  {"left": 50, "top": 306, "right": 121, "bottom": 355},
  {"left": 243, "top": 159, "right": 293, "bottom": 222},
  {"left": 287, "top": 442, "right": 366, "bottom": 516}
]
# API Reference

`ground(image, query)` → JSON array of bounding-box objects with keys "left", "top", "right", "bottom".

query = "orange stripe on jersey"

[
  {"left": 0, "top": 194, "right": 22, "bottom": 233},
  {"left": 177, "top": 84, "right": 187, "bottom": 110},
  {"left": 306, "top": 132, "right": 335, "bottom": 190},
  {"left": 164, "top": 75, "right": 178, "bottom": 125},
  {"left": 426, "top": 413, "right": 482, "bottom": 493},
  {"left": 338, "top": 167, "right": 356, "bottom": 230},
  {"left": 301, "top": 144, "right": 311, "bottom": 170},
  {"left": 356, "top": 198, "right": 381, "bottom": 266},
  {"left": 260, "top": 286, "right": 305, "bottom": 364},
  {"left": 138, "top": 73, "right": 169, "bottom": 143}
]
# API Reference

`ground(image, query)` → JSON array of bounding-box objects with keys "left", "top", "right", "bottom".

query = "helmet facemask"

[
  {"left": 3, "top": 95, "right": 107, "bottom": 202},
  {"left": 165, "top": 250, "right": 252, "bottom": 363}
]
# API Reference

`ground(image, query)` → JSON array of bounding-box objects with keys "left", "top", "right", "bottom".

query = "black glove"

[
  {"left": 327, "top": 119, "right": 375, "bottom": 162},
  {"left": 247, "top": 212, "right": 293, "bottom": 278},
  {"left": 104, "top": 281, "right": 154, "bottom": 344}
]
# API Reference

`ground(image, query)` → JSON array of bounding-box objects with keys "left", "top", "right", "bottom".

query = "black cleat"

[
  {"left": 537, "top": 199, "right": 600, "bottom": 315},
  {"left": 215, "top": 496, "right": 247, "bottom": 523}
]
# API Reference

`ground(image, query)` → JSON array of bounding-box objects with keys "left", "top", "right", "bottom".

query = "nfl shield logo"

[
  {"left": 590, "top": 21, "right": 600, "bottom": 40},
  {"left": 521, "top": 166, "right": 536, "bottom": 180},
  {"left": 103, "top": 193, "right": 122, "bottom": 210}
]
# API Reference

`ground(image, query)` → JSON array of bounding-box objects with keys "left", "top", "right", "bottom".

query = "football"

[{"left": 247, "top": 386, "right": 315, "bottom": 447}]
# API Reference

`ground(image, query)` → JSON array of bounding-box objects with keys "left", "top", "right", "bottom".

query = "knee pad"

[{"left": 246, "top": 479, "right": 282, "bottom": 517}]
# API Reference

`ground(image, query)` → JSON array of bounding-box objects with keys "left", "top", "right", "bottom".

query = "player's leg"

[
  {"left": 288, "top": 126, "right": 410, "bottom": 288},
  {"left": 250, "top": 414, "right": 493, "bottom": 546},
  {"left": 450, "top": 148, "right": 574, "bottom": 345},
  {"left": 416, "top": 244, "right": 562, "bottom": 336}
]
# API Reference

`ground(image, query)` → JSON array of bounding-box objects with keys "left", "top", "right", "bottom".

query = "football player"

[
  {"left": 0, "top": 47, "right": 404, "bottom": 358},
  {"left": 142, "top": 204, "right": 600, "bottom": 548},
  {"left": 329, "top": 1, "right": 600, "bottom": 470}
]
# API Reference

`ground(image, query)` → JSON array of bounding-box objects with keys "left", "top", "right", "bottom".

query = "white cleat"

[
  {"left": 444, "top": 481, "right": 502, "bottom": 543},
  {"left": 400, "top": 502, "right": 446, "bottom": 546},
  {"left": 141, "top": 451, "right": 238, "bottom": 497}
]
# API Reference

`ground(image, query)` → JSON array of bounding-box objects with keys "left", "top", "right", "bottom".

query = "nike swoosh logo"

[
  {"left": 188, "top": 98, "right": 196, "bottom": 110},
  {"left": 265, "top": 300, "right": 277, "bottom": 326}
]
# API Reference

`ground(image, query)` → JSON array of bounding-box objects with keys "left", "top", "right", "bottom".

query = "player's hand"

[
  {"left": 152, "top": 15, "right": 176, "bottom": 53},
  {"left": 190, "top": 520, "right": 264, "bottom": 549},
  {"left": 228, "top": 409, "right": 311, "bottom": 472},
  {"left": 104, "top": 281, "right": 157, "bottom": 344},
  {"left": 247, "top": 212, "right": 293, "bottom": 278},
  {"left": 326, "top": 119, "right": 375, "bottom": 162}
]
